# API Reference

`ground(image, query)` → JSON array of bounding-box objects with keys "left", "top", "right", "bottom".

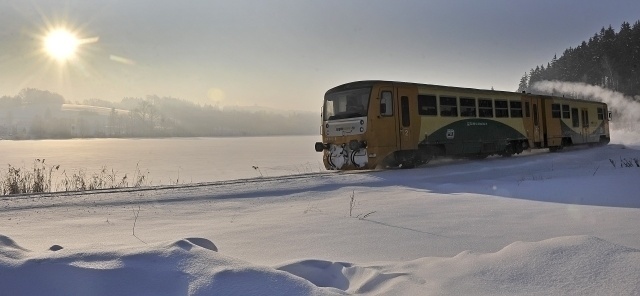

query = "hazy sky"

[{"left": 1, "top": 0, "right": 639, "bottom": 112}]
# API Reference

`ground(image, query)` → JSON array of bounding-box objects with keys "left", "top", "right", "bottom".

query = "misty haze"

[{"left": 0, "top": 89, "right": 318, "bottom": 139}]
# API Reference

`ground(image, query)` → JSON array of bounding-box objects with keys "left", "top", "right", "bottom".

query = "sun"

[{"left": 43, "top": 29, "right": 80, "bottom": 62}]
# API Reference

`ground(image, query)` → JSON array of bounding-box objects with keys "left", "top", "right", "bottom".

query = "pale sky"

[{"left": 1, "top": 0, "right": 639, "bottom": 112}]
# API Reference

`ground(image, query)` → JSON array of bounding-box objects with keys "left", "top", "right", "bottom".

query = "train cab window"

[
  {"left": 525, "top": 102, "right": 530, "bottom": 117},
  {"left": 417, "top": 95, "right": 437, "bottom": 116},
  {"left": 571, "top": 108, "right": 579, "bottom": 127},
  {"left": 597, "top": 108, "right": 604, "bottom": 120},
  {"left": 380, "top": 91, "right": 393, "bottom": 116},
  {"left": 551, "top": 104, "right": 561, "bottom": 118},
  {"left": 460, "top": 97, "right": 476, "bottom": 117},
  {"left": 478, "top": 99, "right": 493, "bottom": 118},
  {"left": 439, "top": 96, "right": 458, "bottom": 117},
  {"left": 495, "top": 100, "right": 508, "bottom": 118},
  {"left": 562, "top": 105, "right": 570, "bottom": 119},
  {"left": 510, "top": 101, "right": 523, "bottom": 118}
]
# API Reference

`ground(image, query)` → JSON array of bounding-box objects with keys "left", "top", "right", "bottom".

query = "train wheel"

[
  {"left": 394, "top": 151, "right": 418, "bottom": 169},
  {"left": 418, "top": 151, "right": 434, "bottom": 165},
  {"left": 399, "top": 162, "right": 415, "bottom": 169},
  {"left": 501, "top": 145, "right": 514, "bottom": 157}
]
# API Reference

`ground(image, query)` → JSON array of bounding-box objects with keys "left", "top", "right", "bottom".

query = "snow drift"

[{"left": 2, "top": 234, "right": 639, "bottom": 295}]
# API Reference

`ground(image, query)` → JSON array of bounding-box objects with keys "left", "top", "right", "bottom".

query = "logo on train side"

[{"left": 446, "top": 129, "right": 455, "bottom": 139}]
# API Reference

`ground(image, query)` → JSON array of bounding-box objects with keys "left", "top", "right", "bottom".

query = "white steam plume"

[{"left": 532, "top": 80, "right": 640, "bottom": 146}]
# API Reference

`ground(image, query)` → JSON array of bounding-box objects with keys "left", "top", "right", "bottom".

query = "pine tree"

[
  {"left": 520, "top": 19, "right": 640, "bottom": 97},
  {"left": 517, "top": 72, "right": 529, "bottom": 92}
]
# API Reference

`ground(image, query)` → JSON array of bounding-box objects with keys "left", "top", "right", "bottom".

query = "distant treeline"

[
  {"left": 0, "top": 89, "right": 319, "bottom": 139},
  {"left": 518, "top": 20, "right": 640, "bottom": 97}
]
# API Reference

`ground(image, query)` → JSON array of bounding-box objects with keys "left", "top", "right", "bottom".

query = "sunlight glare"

[{"left": 44, "top": 29, "right": 79, "bottom": 62}]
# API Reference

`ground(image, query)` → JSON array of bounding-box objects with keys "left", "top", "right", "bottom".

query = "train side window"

[
  {"left": 401, "top": 96, "right": 410, "bottom": 127},
  {"left": 551, "top": 104, "right": 561, "bottom": 118},
  {"left": 525, "top": 102, "right": 530, "bottom": 117},
  {"left": 439, "top": 96, "right": 458, "bottom": 117},
  {"left": 380, "top": 91, "right": 393, "bottom": 116},
  {"left": 460, "top": 97, "right": 476, "bottom": 117},
  {"left": 571, "top": 108, "right": 579, "bottom": 127},
  {"left": 597, "top": 108, "right": 604, "bottom": 120},
  {"left": 562, "top": 105, "right": 570, "bottom": 119},
  {"left": 417, "top": 95, "right": 437, "bottom": 116},
  {"left": 495, "top": 100, "right": 508, "bottom": 118},
  {"left": 510, "top": 101, "right": 523, "bottom": 118},
  {"left": 478, "top": 99, "right": 493, "bottom": 118}
]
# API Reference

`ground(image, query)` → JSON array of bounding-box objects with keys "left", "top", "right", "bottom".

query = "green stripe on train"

[{"left": 422, "top": 119, "right": 526, "bottom": 155}]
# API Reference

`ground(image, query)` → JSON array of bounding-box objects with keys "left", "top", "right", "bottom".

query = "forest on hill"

[{"left": 519, "top": 20, "right": 640, "bottom": 97}]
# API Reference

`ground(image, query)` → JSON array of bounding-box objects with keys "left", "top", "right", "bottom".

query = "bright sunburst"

[{"left": 44, "top": 29, "right": 80, "bottom": 62}]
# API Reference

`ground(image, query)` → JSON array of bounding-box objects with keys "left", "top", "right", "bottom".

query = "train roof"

[
  {"left": 326, "top": 80, "right": 517, "bottom": 96},
  {"left": 326, "top": 80, "right": 607, "bottom": 106}
]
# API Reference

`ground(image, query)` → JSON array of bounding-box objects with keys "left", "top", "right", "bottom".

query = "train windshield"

[{"left": 323, "top": 87, "right": 371, "bottom": 120}]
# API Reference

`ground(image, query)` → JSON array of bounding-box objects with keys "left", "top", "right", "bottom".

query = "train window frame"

[
  {"left": 571, "top": 108, "right": 579, "bottom": 127},
  {"left": 510, "top": 101, "right": 523, "bottom": 118},
  {"left": 478, "top": 99, "right": 493, "bottom": 118},
  {"left": 401, "top": 96, "right": 410, "bottom": 127},
  {"left": 417, "top": 95, "right": 437, "bottom": 116},
  {"left": 597, "top": 107, "right": 604, "bottom": 120},
  {"left": 380, "top": 91, "right": 393, "bottom": 116},
  {"left": 439, "top": 96, "right": 458, "bottom": 117},
  {"left": 551, "top": 104, "right": 561, "bottom": 118},
  {"left": 460, "top": 97, "right": 476, "bottom": 117},
  {"left": 582, "top": 109, "right": 589, "bottom": 127},
  {"left": 495, "top": 100, "right": 508, "bottom": 118},
  {"left": 562, "top": 104, "right": 570, "bottom": 119},
  {"left": 324, "top": 87, "right": 371, "bottom": 120}
]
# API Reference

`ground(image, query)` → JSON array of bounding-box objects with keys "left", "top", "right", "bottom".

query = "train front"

[{"left": 315, "top": 83, "right": 372, "bottom": 170}]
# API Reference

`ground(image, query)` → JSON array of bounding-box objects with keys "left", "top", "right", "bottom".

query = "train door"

[
  {"left": 532, "top": 98, "right": 543, "bottom": 145},
  {"left": 373, "top": 85, "right": 399, "bottom": 149},
  {"left": 522, "top": 96, "right": 543, "bottom": 147},
  {"left": 581, "top": 108, "right": 590, "bottom": 142},
  {"left": 571, "top": 108, "right": 582, "bottom": 144},
  {"left": 396, "top": 86, "right": 418, "bottom": 150}
]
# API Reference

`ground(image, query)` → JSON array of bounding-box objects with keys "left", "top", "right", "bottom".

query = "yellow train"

[{"left": 314, "top": 80, "right": 611, "bottom": 170}]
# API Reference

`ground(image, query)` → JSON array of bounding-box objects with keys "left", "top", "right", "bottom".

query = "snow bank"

[
  {"left": 2, "top": 234, "right": 638, "bottom": 295},
  {"left": 0, "top": 235, "right": 341, "bottom": 296}
]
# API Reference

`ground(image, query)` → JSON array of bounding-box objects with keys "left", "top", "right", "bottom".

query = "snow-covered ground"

[{"left": 2, "top": 138, "right": 640, "bottom": 295}]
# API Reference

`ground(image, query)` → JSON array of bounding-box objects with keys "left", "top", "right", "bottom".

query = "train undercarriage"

[{"left": 384, "top": 139, "right": 531, "bottom": 169}]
